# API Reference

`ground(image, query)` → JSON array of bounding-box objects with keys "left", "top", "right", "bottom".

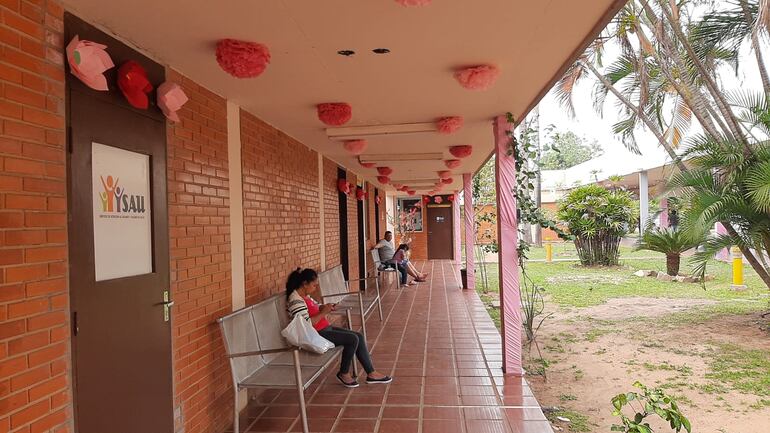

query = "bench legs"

[
  {"left": 357, "top": 293, "right": 367, "bottom": 344},
  {"left": 293, "top": 350, "right": 310, "bottom": 433},
  {"left": 233, "top": 386, "right": 240, "bottom": 433},
  {"left": 374, "top": 277, "right": 384, "bottom": 321},
  {"left": 345, "top": 309, "right": 358, "bottom": 378}
]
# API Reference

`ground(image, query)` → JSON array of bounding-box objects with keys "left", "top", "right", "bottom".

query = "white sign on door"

[{"left": 92, "top": 142, "right": 153, "bottom": 281}]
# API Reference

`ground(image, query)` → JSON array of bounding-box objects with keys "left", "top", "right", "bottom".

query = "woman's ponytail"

[{"left": 285, "top": 267, "right": 319, "bottom": 299}]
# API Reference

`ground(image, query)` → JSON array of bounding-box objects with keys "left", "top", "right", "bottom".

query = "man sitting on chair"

[{"left": 372, "top": 231, "right": 426, "bottom": 284}]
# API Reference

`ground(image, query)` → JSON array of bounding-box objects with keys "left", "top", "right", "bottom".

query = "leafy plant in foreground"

[{"left": 611, "top": 382, "right": 691, "bottom": 433}]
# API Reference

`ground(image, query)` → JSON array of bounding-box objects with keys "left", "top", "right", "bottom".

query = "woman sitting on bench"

[{"left": 286, "top": 268, "right": 393, "bottom": 388}]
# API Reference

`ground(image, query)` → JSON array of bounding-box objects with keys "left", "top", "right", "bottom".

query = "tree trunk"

[
  {"left": 666, "top": 253, "right": 681, "bottom": 276},
  {"left": 740, "top": 0, "right": 770, "bottom": 95}
]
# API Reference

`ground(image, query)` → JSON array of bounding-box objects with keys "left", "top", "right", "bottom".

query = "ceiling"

[{"left": 63, "top": 0, "right": 622, "bottom": 194}]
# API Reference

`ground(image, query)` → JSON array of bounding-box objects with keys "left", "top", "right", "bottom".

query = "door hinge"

[{"left": 72, "top": 311, "right": 79, "bottom": 336}]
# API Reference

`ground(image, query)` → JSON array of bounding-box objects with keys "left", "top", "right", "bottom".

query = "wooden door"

[{"left": 427, "top": 205, "right": 454, "bottom": 260}]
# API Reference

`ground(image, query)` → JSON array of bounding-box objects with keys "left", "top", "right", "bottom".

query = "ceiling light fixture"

[
  {"left": 337, "top": 50, "right": 355, "bottom": 56},
  {"left": 372, "top": 48, "right": 390, "bottom": 54},
  {"left": 326, "top": 122, "right": 437, "bottom": 140}
]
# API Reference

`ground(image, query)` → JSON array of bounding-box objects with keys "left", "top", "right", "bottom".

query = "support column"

[
  {"left": 639, "top": 170, "right": 649, "bottom": 232},
  {"left": 659, "top": 197, "right": 669, "bottom": 228},
  {"left": 453, "top": 191, "right": 461, "bottom": 264},
  {"left": 318, "top": 154, "right": 326, "bottom": 270},
  {"left": 493, "top": 115, "right": 523, "bottom": 376},
  {"left": 463, "top": 174, "right": 476, "bottom": 290},
  {"left": 226, "top": 101, "right": 245, "bottom": 311}
]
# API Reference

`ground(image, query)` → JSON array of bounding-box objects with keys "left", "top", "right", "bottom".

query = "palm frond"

[{"left": 554, "top": 61, "right": 587, "bottom": 118}]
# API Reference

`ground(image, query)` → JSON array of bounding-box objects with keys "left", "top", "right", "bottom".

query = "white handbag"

[{"left": 281, "top": 314, "right": 335, "bottom": 354}]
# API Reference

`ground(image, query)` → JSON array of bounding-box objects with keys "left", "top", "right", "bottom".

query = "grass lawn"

[{"left": 473, "top": 243, "right": 770, "bottom": 433}]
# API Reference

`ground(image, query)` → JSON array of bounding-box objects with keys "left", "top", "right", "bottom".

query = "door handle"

[{"left": 160, "top": 291, "right": 173, "bottom": 322}]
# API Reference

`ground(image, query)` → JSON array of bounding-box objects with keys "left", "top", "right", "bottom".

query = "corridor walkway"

[{"left": 233, "top": 261, "right": 553, "bottom": 433}]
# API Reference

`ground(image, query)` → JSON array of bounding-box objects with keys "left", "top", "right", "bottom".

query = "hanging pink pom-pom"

[
  {"left": 356, "top": 188, "right": 367, "bottom": 201},
  {"left": 444, "top": 159, "right": 461, "bottom": 169},
  {"left": 438, "top": 170, "right": 452, "bottom": 179},
  {"left": 399, "top": 186, "right": 410, "bottom": 192},
  {"left": 423, "top": 196, "right": 431, "bottom": 203},
  {"left": 449, "top": 145, "right": 473, "bottom": 158},
  {"left": 317, "top": 103, "right": 352, "bottom": 126},
  {"left": 394, "top": 0, "right": 432, "bottom": 6},
  {"left": 377, "top": 167, "right": 393, "bottom": 176},
  {"left": 377, "top": 176, "right": 390, "bottom": 184},
  {"left": 414, "top": 200, "right": 423, "bottom": 208},
  {"left": 392, "top": 183, "right": 403, "bottom": 189},
  {"left": 448, "top": 194, "right": 455, "bottom": 202},
  {"left": 441, "top": 178, "right": 453, "bottom": 185},
  {"left": 454, "top": 65, "right": 500, "bottom": 91},
  {"left": 343, "top": 139, "right": 367, "bottom": 155},
  {"left": 337, "top": 179, "right": 351, "bottom": 195},
  {"left": 436, "top": 116, "right": 464, "bottom": 134},
  {"left": 434, "top": 196, "right": 443, "bottom": 204},
  {"left": 407, "top": 190, "right": 416, "bottom": 196},
  {"left": 216, "top": 39, "right": 271, "bottom": 78}
]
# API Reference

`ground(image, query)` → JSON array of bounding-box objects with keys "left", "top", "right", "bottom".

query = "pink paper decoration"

[
  {"left": 399, "top": 186, "right": 409, "bottom": 192},
  {"left": 392, "top": 183, "right": 403, "bottom": 189},
  {"left": 448, "top": 194, "right": 455, "bottom": 202},
  {"left": 317, "top": 103, "right": 352, "bottom": 126},
  {"left": 436, "top": 116, "right": 464, "bottom": 134},
  {"left": 454, "top": 65, "right": 500, "bottom": 91},
  {"left": 444, "top": 159, "right": 462, "bottom": 169},
  {"left": 449, "top": 145, "right": 473, "bottom": 158},
  {"left": 356, "top": 188, "right": 367, "bottom": 201},
  {"left": 441, "top": 178, "right": 453, "bottom": 185},
  {"left": 377, "top": 176, "right": 390, "bottom": 184},
  {"left": 157, "top": 81, "right": 189, "bottom": 123},
  {"left": 66, "top": 35, "right": 114, "bottom": 91},
  {"left": 216, "top": 39, "right": 271, "bottom": 78},
  {"left": 407, "top": 190, "right": 416, "bottom": 196},
  {"left": 414, "top": 200, "right": 423, "bottom": 207},
  {"left": 337, "top": 179, "right": 351, "bottom": 195},
  {"left": 423, "top": 196, "right": 431, "bottom": 203},
  {"left": 377, "top": 167, "right": 393, "bottom": 176},
  {"left": 434, "top": 196, "right": 443, "bottom": 204},
  {"left": 438, "top": 170, "right": 452, "bottom": 179},
  {"left": 375, "top": 195, "right": 382, "bottom": 205},
  {"left": 343, "top": 139, "right": 367, "bottom": 155},
  {"left": 358, "top": 158, "right": 376, "bottom": 168},
  {"left": 395, "top": 0, "right": 432, "bottom": 6}
]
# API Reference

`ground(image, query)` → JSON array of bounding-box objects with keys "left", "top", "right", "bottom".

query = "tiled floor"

[{"left": 235, "top": 261, "right": 553, "bottom": 433}]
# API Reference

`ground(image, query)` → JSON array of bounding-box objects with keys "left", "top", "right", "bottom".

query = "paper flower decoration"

[
  {"left": 441, "top": 178, "right": 453, "bottom": 185},
  {"left": 434, "top": 196, "right": 443, "bottom": 204},
  {"left": 407, "top": 190, "right": 416, "bottom": 196},
  {"left": 377, "top": 176, "right": 390, "bottom": 184},
  {"left": 448, "top": 194, "right": 455, "bottom": 202},
  {"left": 395, "top": 0, "right": 432, "bottom": 6},
  {"left": 358, "top": 158, "right": 376, "bottom": 168},
  {"left": 377, "top": 167, "right": 393, "bottom": 176},
  {"left": 375, "top": 196, "right": 382, "bottom": 205},
  {"left": 438, "top": 170, "right": 452, "bottom": 179},
  {"left": 436, "top": 116, "right": 464, "bottom": 134},
  {"left": 157, "top": 81, "right": 188, "bottom": 122},
  {"left": 356, "top": 188, "right": 367, "bottom": 201},
  {"left": 117, "top": 61, "right": 153, "bottom": 109},
  {"left": 454, "top": 65, "right": 500, "bottom": 91},
  {"left": 216, "top": 39, "right": 271, "bottom": 78},
  {"left": 414, "top": 200, "right": 423, "bottom": 208},
  {"left": 449, "top": 145, "right": 473, "bottom": 158},
  {"left": 399, "top": 186, "right": 409, "bottom": 192},
  {"left": 444, "top": 159, "right": 461, "bottom": 169},
  {"left": 392, "top": 183, "right": 403, "bottom": 189},
  {"left": 66, "top": 36, "right": 114, "bottom": 91},
  {"left": 337, "top": 179, "right": 351, "bottom": 195},
  {"left": 317, "top": 103, "right": 352, "bottom": 126},
  {"left": 343, "top": 139, "right": 367, "bottom": 155},
  {"left": 423, "top": 196, "right": 431, "bottom": 204}
]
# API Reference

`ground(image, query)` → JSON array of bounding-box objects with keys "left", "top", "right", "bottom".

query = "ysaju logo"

[{"left": 98, "top": 175, "right": 147, "bottom": 213}]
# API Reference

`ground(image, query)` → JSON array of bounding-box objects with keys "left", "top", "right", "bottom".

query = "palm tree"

[
  {"left": 554, "top": 0, "right": 770, "bottom": 288},
  {"left": 635, "top": 227, "right": 701, "bottom": 276}
]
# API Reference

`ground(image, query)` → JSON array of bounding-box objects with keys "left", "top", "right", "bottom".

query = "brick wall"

[
  {"left": 0, "top": 1, "right": 71, "bottom": 432},
  {"left": 346, "top": 173, "right": 359, "bottom": 290},
  {"left": 166, "top": 70, "right": 232, "bottom": 433},
  {"left": 322, "top": 158, "right": 340, "bottom": 270},
  {"left": 241, "top": 110, "right": 320, "bottom": 303}
]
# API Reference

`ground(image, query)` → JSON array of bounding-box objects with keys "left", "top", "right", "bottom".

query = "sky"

[{"left": 535, "top": 22, "right": 768, "bottom": 185}]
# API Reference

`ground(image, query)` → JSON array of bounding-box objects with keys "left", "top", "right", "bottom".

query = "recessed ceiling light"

[
  {"left": 372, "top": 48, "right": 390, "bottom": 54},
  {"left": 337, "top": 50, "right": 355, "bottom": 56}
]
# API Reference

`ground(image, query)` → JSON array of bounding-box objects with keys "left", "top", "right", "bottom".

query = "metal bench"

[
  {"left": 217, "top": 294, "right": 342, "bottom": 433},
  {"left": 371, "top": 249, "right": 399, "bottom": 291},
  {"left": 317, "top": 265, "right": 383, "bottom": 343}
]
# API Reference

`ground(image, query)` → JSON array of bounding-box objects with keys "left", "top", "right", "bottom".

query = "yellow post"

[
  {"left": 731, "top": 246, "right": 746, "bottom": 291},
  {"left": 545, "top": 243, "right": 553, "bottom": 263}
]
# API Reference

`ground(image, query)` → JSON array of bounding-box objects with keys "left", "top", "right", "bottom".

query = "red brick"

[
  {"left": 0, "top": 98, "right": 23, "bottom": 118},
  {"left": 3, "top": 157, "right": 45, "bottom": 175},
  {"left": 0, "top": 248, "right": 23, "bottom": 265},
  {"left": 7, "top": 298, "right": 47, "bottom": 319},
  {"left": 45, "top": 229, "right": 65, "bottom": 244},
  {"left": 27, "top": 311, "right": 63, "bottom": 331},
  {"left": 0, "top": 174, "right": 23, "bottom": 191},
  {"left": 24, "top": 246, "right": 64, "bottom": 262},
  {"left": 0, "top": 45, "right": 44, "bottom": 75},
  {"left": 2, "top": 8, "right": 43, "bottom": 39},
  {"left": 0, "top": 0, "right": 20, "bottom": 12},
  {"left": 46, "top": 196, "right": 64, "bottom": 211},
  {"left": 5, "top": 263, "right": 47, "bottom": 282},
  {"left": 25, "top": 277, "right": 64, "bottom": 297},
  {"left": 3, "top": 119, "right": 46, "bottom": 142},
  {"left": 24, "top": 212, "right": 64, "bottom": 227},
  {"left": 21, "top": 142, "right": 62, "bottom": 162},
  {"left": 10, "top": 398, "right": 48, "bottom": 428},
  {"left": 8, "top": 330, "right": 48, "bottom": 355},
  {"left": 29, "top": 408, "right": 66, "bottom": 433},
  {"left": 0, "top": 319, "right": 25, "bottom": 340},
  {"left": 22, "top": 107, "right": 63, "bottom": 129},
  {"left": 21, "top": 72, "right": 45, "bottom": 92},
  {"left": 3, "top": 84, "right": 46, "bottom": 108},
  {"left": 0, "top": 390, "right": 28, "bottom": 414},
  {"left": 0, "top": 284, "right": 24, "bottom": 302},
  {"left": 0, "top": 355, "right": 26, "bottom": 379},
  {"left": 5, "top": 194, "right": 46, "bottom": 210},
  {"left": 5, "top": 229, "right": 46, "bottom": 245},
  {"left": 19, "top": 2, "right": 42, "bottom": 23},
  {"left": 27, "top": 342, "right": 64, "bottom": 367}
]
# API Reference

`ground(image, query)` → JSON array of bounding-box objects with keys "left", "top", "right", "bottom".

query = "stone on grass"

[
  {"left": 656, "top": 273, "right": 673, "bottom": 282},
  {"left": 556, "top": 416, "right": 571, "bottom": 423},
  {"left": 633, "top": 270, "right": 647, "bottom": 277}
]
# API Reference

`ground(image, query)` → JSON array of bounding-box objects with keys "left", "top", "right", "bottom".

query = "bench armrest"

[
  {"left": 347, "top": 277, "right": 378, "bottom": 282},
  {"left": 229, "top": 347, "right": 295, "bottom": 358},
  {"left": 322, "top": 291, "right": 362, "bottom": 299}
]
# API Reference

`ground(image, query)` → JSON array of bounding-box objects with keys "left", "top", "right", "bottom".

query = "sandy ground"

[{"left": 525, "top": 297, "right": 770, "bottom": 433}]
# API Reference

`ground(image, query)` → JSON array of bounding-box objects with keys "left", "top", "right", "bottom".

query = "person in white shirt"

[{"left": 372, "top": 231, "right": 427, "bottom": 284}]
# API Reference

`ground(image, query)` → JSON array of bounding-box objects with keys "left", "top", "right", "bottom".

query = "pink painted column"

[
  {"left": 716, "top": 223, "right": 730, "bottom": 261},
  {"left": 463, "top": 174, "right": 476, "bottom": 290},
  {"left": 493, "top": 115, "right": 523, "bottom": 376},
  {"left": 659, "top": 198, "right": 669, "bottom": 228},
  {"left": 453, "top": 191, "right": 462, "bottom": 264}
]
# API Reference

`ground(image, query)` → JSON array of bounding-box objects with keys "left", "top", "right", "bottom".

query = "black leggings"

[{"left": 318, "top": 326, "right": 374, "bottom": 375}]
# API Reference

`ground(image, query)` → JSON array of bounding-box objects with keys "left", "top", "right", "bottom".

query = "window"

[{"left": 397, "top": 198, "right": 423, "bottom": 232}]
